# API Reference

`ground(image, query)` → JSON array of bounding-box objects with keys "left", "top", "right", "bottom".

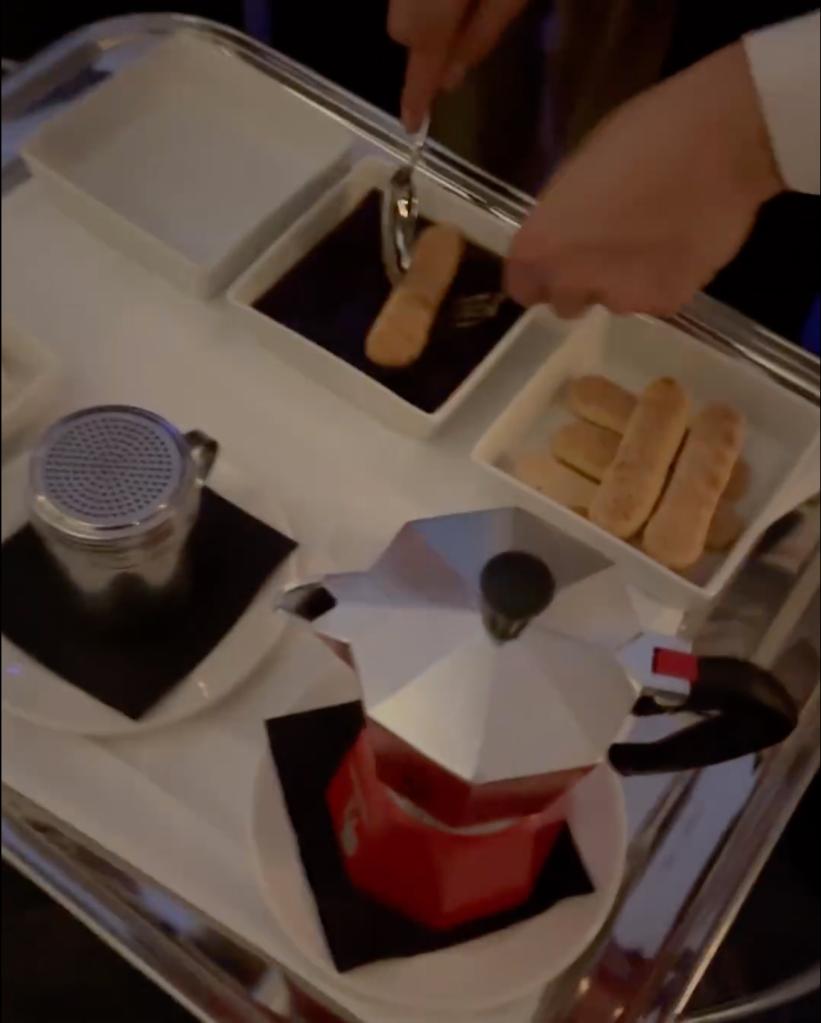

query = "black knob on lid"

[{"left": 480, "top": 551, "right": 555, "bottom": 642}]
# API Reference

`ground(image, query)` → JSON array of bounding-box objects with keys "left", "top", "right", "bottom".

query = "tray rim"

[{"left": 2, "top": 15, "right": 819, "bottom": 1023}]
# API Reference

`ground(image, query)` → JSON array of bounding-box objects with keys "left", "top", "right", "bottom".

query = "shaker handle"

[
  {"left": 184, "top": 430, "right": 219, "bottom": 484},
  {"left": 609, "top": 654, "right": 798, "bottom": 776}
]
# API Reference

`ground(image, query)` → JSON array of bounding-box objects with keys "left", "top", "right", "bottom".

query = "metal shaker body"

[{"left": 28, "top": 406, "right": 218, "bottom": 611}]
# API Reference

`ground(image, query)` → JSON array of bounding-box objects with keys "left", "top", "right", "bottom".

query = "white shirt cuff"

[{"left": 744, "top": 11, "right": 821, "bottom": 194}]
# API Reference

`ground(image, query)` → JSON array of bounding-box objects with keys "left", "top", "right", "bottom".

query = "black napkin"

[
  {"left": 2, "top": 489, "right": 297, "bottom": 720},
  {"left": 252, "top": 191, "right": 523, "bottom": 414},
  {"left": 265, "top": 701, "right": 594, "bottom": 972}
]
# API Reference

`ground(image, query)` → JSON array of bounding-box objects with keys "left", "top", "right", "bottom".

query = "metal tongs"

[
  {"left": 380, "top": 116, "right": 429, "bottom": 287},
  {"left": 380, "top": 116, "right": 504, "bottom": 329}
]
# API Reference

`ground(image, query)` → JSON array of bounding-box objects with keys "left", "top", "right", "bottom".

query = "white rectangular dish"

[
  {"left": 22, "top": 32, "right": 353, "bottom": 297},
  {"left": 473, "top": 307, "right": 821, "bottom": 608},
  {"left": 2, "top": 320, "right": 60, "bottom": 456},
  {"left": 227, "top": 157, "right": 525, "bottom": 439}
]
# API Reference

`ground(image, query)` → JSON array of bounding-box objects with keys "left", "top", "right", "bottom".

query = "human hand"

[
  {"left": 505, "top": 42, "right": 785, "bottom": 318},
  {"left": 388, "top": 0, "right": 529, "bottom": 131}
]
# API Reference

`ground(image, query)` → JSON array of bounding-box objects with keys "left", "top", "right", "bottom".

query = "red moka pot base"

[
  {"left": 368, "top": 719, "right": 592, "bottom": 827},
  {"left": 326, "top": 733, "right": 570, "bottom": 931}
]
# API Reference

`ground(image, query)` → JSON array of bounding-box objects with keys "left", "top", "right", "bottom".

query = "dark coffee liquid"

[{"left": 253, "top": 192, "right": 522, "bottom": 414}]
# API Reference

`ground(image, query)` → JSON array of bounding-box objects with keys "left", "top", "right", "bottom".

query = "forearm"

[{"left": 505, "top": 39, "right": 786, "bottom": 316}]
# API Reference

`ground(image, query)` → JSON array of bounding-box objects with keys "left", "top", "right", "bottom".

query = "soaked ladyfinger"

[{"left": 366, "top": 224, "right": 465, "bottom": 368}]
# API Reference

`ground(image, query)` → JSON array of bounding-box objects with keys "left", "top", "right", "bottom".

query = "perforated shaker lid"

[{"left": 30, "top": 406, "right": 192, "bottom": 538}]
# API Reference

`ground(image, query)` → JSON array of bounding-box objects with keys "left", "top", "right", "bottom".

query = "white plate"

[
  {"left": 473, "top": 306, "right": 821, "bottom": 609},
  {"left": 228, "top": 157, "right": 529, "bottom": 439},
  {"left": 2, "top": 320, "right": 60, "bottom": 456},
  {"left": 22, "top": 32, "right": 353, "bottom": 297},
  {"left": 1, "top": 454, "right": 298, "bottom": 737},
  {"left": 250, "top": 752, "right": 626, "bottom": 1013}
]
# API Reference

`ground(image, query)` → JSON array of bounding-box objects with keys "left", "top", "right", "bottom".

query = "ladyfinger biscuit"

[
  {"left": 567, "top": 375, "right": 637, "bottom": 433},
  {"left": 643, "top": 403, "right": 746, "bottom": 569},
  {"left": 511, "top": 449, "right": 598, "bottom": 514},
  {"left": 580, "top": 398, "right": 751, "bottom": 504},
  {"left": 556, "top": 420, "right": 751, "bottom": 501},
  {"left": 722, "top": 457, "right": 751, "bottom": 503},
  {"left": 366, "top": 224, "right": 465, "bottom": 368},
  {"left": 551, "top": 420, "right": 621, "bottom": 481},
  {"left": 705, "top": 500, "right": 745, "bottom": 551},
  {"left": 589, "top": 378, "right": 689, "bottom": 539}
]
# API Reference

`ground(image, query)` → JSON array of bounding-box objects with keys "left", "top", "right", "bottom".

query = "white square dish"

[
  {"left": 2, "top": 321, "right": 61, "bottom": 456},
  {"left": 473, "top": 307, "right": 820, "bottom": 608},
  {"left": 22, "top": 32, "right": 353, "bottom": 297},
  {"left": 227, "top": 157, "right": 526, "bottom": 439}
]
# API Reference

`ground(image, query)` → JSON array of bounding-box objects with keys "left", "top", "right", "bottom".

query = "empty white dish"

[
  {"left": 22, "top": 32, "right": 353, "bottom": 297},
  {"left": 227, "top": 157, "right": 526, "bottom": 439},
  {"left": 473, "top": 307, "right": 820, "bottom": 609}
]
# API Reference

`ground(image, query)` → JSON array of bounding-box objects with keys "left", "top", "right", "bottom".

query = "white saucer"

[
  {"left": 1, "top": 454, "right": 298, "bottom": 737},
  {"left": 249, "top": 752, "right": 627, "bottom": 1014}
]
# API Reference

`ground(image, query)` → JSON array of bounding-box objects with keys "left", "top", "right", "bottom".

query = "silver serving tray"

[{"left": 3, "top": 15, "right": 819, "bottom": 1023}]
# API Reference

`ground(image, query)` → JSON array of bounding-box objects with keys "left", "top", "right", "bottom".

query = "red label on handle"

[{"left": 653, "top": 648, "right": 699, "bottom": 683}]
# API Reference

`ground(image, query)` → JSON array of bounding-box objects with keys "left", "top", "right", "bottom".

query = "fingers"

[
  {"left": 391, "top": 0, "right": 531, "bottom": 129},
  {"left": 550, "top": 288, "right": 598, "bottom": 320},
  {"left": 504, "top": 258, "right": 596, "bottom": 319},
  {"left": 600, "top": 279, "right": 694, "bottom": 318},
  {"left": 388, "top": 0, "right": 472, "bottom": 50},
  {"left": 401, "top": 50, "right": 450, "bottom": 133},
  {"left": 388, "top": 0, "right": 473, "bottom": 129},
  {"left": 505, "top": 245, "right": 697, "bottom": 320},
  {"left": 504, "top": 256, "right": 548, "bottom": 308},
  {"left": 449, "top": 0, "right": 530, "bottom": 74},
  {"left": 504, "top": 228, "right": 564, "bottom": 309}
]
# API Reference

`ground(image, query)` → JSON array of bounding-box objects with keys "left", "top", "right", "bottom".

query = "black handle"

[
  {"left": 609, "top": 656, "right": 798, "bottom": 775},
  {"left": 277, "top": 583, "right": 337, "bottom": 622},
  {"left": 184, "top": 429, "right": 219, "bottom": 483}
]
